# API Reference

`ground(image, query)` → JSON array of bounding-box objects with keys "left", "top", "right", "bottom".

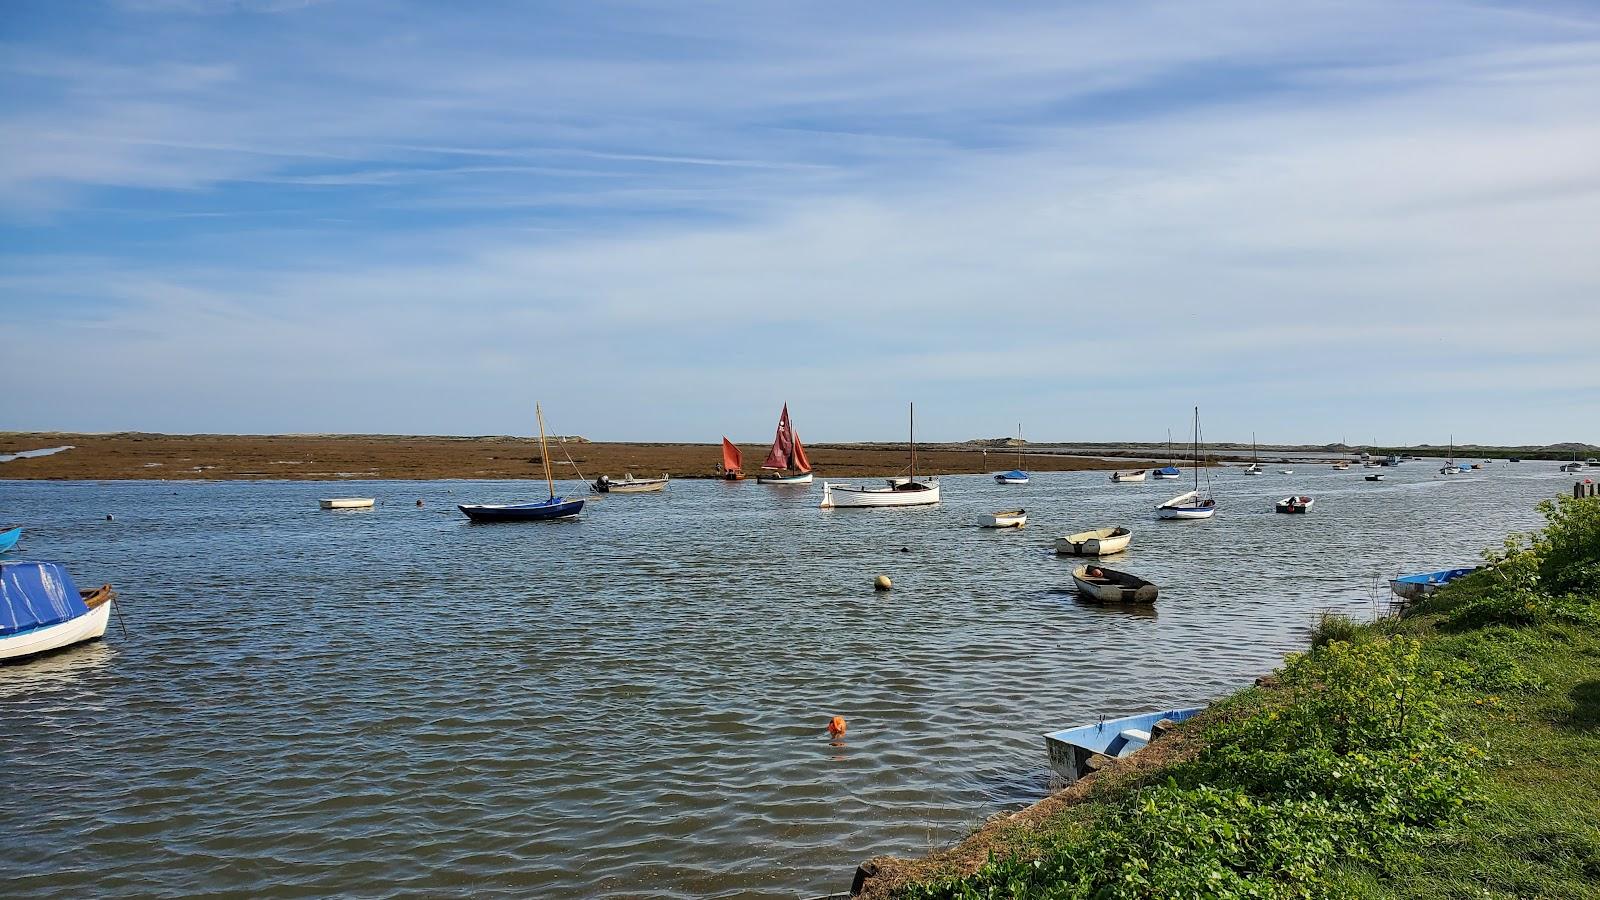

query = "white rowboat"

[
  {"left": 1071, "top": 565, "right": 1159, "bottom": 604},
  {"left": 1110, "top": 469, "right": 1147, "bottom": 483},
  {"left": 983, "top": 509, "right": 1027, "bottom": 528},
  {"left": 319, "top": 498, "right": 374, "bottom": 509},
  {"left": 757, "top": 471, "right": 813, "bottom": 484},
  {"left": 1055, "top": 526, "right": 1131, "bottom": 556},
  {"left": 594, "top": 473, "right": 669, "bottom": 493}
]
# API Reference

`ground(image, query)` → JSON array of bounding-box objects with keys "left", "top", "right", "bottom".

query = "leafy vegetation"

[{"left": 897, "top": 497, "right": 1600, "bottom": 900}]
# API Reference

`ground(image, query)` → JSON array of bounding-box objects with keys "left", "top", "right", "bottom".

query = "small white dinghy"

[
  {"left": 1275, "top": 495, "right": 1314, "bottom": 514},
  {"left": 1110, "top": 469, "right": 1147, "bottom": 483},
  {"left": 594, "top": 473, "right": 669, "bottom": 493},
  {"left": 983, "top": 509, "right": 1027, "bottom": 529},
  {"left": 1055, "top": 526, "right": 1132, "bottom": 556},
  {"left": 319, "top": 498, "right": 375, "bottom": 509},
  {"left": 1071, "top": 564, "right": 1159, "bottom": 604},
  {"left": 0, "top": 562, "right": 116, "bottom": 662}
]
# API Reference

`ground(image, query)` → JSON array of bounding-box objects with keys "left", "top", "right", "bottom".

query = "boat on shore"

[
  {"left": 1, "top": 562, "right": 116, "bottom": 662},
  {"left": 1055, "top": 526, "right": 1131, "bottom": 556},
  {"left": 319, "top": 498, "right": 374, "bottom": 509},
  {"left": 757, "top": 404, "right": 813, "bottom": 485},
  {"left": 1274, "top": 495, "right": 1314, "bottom": 514},
  {"left": 983, "top": 509, "right": 1027, "bottom": 529},
  {"left": 1389, "top": 567, "right": 1478, "bottom": 603},
  {"left": 1045, "top": 707, "right": 1204, "bottom": 782},
  {"left": 993, "top": 424, "right": 1029, "bottom": 484},
  {"left": 593, "top": 473, "right": 669, "bottom": 493},
  {"left": 460, "top": 403, "right": 585, "bottom": 522},
  {"left": 1110, "top": 469, "right": 1147, "bottom": 483},
  {"left": 716, "top": 437, "right": 745, "bottom": 480},
  {"left": 1071, "top": 564, "right": 1158, "bottom": 604},
  {"left": 0, "top": 526, "right": 19, "bottom": 553},
  {"left": 821, "top": 403, "right": 940, "bottom": 508}
]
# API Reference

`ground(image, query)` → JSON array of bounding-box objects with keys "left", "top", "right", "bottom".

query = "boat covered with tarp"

[{"left": 1, "top": 562, "right": 116, "bottom": 662}]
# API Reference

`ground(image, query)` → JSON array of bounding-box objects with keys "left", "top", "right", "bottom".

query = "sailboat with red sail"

[
  {"left": 717, "top": 436, "right": 745, "bottom": 480},
  {"left": 757, "top": 404, "right": 813, "bottom": 484}
]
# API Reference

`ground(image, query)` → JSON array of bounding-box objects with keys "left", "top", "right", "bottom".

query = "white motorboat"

[
  {"left": 983, "top": 509, "right": 1027, "bottom": 528},
  {"left": 319, "top": 498, "right": 375, "bottom": 509},
  {"left": 1110, "top": 469, "right": 1147, "bottom": 483},
  {"left": 0, "top": 562, "right": 116, "bottom": 662},
  {"left": 594, "top": 473, "right": 669, "bottom": 493},
  {"left": 821, "top": 403, "right": 940, "bottom": 509},
  {"left": 1055, "top": 526, "right": 1132, "bottom": 556}
]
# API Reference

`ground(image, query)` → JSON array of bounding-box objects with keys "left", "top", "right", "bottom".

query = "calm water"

[{"left": 0, "top": 462, "right": 1572, "bottom": 897}]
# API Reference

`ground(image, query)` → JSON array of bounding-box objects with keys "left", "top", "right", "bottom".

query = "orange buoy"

[{"left": 827, "top": 715, "right": 847, "bottom": 738}]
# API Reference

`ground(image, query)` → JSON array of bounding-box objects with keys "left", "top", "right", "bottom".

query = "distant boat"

[
  {"left": 1332, "top": 461, "right": 1350, "bottom": 470},
  {"left": 1110, "top": 469, "right": 1147, "bottom": 483},
  {"left": 459, "top": 403, "right": 585, "bottom": 522},
  {"left": 1158, "top": 407, "right": 1216, "bottom": 519},
  {"left": 1389, "top": 567, "right": 1478, "bottom": 603},
  {"left": 994, "top": 423, "right": 1029, "bottom": 484},
  {"left": 1381, "top": 455, "right": 1401, "bottom": 467},
  {"left": 1509, "top": 457, "right": 1521, "bottom": 462},
  {"left": 757, "top": 403, "right": 813, "bottom": 485},
  {"left": 1071, "top": 564, "right": 1159, "bottom": 604},
  {"left": 1055, "top": 526, "right": 1132, "bottom": 556},
  {"left": 0, "top": 561, "right": 116, "bottom": 662},
  {"left": 1440, "top": 435, "right": 1462, "bottom": 475},
  {"left": 593, "top": 473, "right": 669, "bottom": 493},
  {"left": 0, "top": 526, "right": 19, "bottom": 553},
  {"left": 1561, "top": 462, "right": 1583, "bottom": 473},
  {"left": 1275, "top": 495, "right": 1314, "bottom": 514},
  {"left": 1365, "top": 472, "right": 1386, "bottom": 481},
  {"left": 821, "top": 403, "right": 940, "bottom": 508},
  {"left": 1243, "top": 433, "right": 1262, "bottom": 475},
  {"left": 983, "top": 509, "right": 1027, "bottom": 529},
  {"left": 319, "top": 498, "right": 374, "bottom": 509},
  {"left": 716, "top": 437, "right": 745, "bottom": 481},
  {"left": 1045, "top": 707, "right": 1203, "bottom": 782},
  {"left": 1152, "top": 429, "right": 1181, "bottom": 479},
  {"left": 1279, "top": 469, "right": 1294, "bottom": 475}
]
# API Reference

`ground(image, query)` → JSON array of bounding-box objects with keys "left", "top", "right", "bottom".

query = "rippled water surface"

[{"left": 0, "top": 464, "right": 1574, "bottom": 897}]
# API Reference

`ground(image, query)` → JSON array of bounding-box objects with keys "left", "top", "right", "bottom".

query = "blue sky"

[{"left": 3, "top": 0, "right": 1598, "bottom": 444}]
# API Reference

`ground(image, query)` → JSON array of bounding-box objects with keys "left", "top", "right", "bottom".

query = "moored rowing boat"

[
  {"left": 1055, "top": 526, "right": 1132, "bottom": 556},
  {"left": 1071, "top": 564, "right": 1159, "bottom": 604}
]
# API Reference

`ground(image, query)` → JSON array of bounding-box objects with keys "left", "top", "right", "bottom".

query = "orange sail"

[
  {"left": 761, "top": 403, "right": 811, "bottom": 473},
  {"left": 721, "top": 436, "right": 742, "bottom": 474}
]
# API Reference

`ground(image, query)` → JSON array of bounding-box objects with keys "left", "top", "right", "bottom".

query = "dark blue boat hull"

[{"left": 458, "top": 498, "right": 584, "bottom": 522}]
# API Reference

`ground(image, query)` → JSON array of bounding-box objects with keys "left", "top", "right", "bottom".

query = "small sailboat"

[
  {"left": 716, "top": 437, "right": 745, "bottom": 480},
  {"left": 1274, "top": 495, "right": 1314, "bottom": 514},
  {"left": 319, "top": 498, "right": 374, "bottom": 509},
  {"left": 1440, "top": 435, "right": 1461, "bottom": 475},
  {"left": 1158, "top": 407, "right": 1216, "bottom": 520},
  {"left": 1152, "top": 430, "right": 1181, "bottom": 479},
  {"left": 1243, "top": 433, "right": 1262, "bottom": 475},
  {"left": 993, "top": 424, "right": 1029, "bottom": 484},
  {"left": 459, "top": 404, "right": 585, "bottom": 522},
  {"left": 593, "top": 473, "right": 669, "bottom": 493},
  {"left": 1071, "top": 565, "right": 1159, "bottom": 604},
  {"left": 983, "top": 509, "right": 1027, "bottom": 529},
  {"left": 820, "top": 403, "right": 940, "bottom": 508},
  {"left": 757, "top": 404, "right": 814, "bottom": 484},
  {"left": 1110, "top": 469, "right": 1147, "bottom": 483},
  {"left": 0, "top": 526, "right": 19, "bottom": 553},
  {"left": 0, "top": 562, "right": 116, "bottom": 662},
  {"left": 1055, "top": 526, "right": 1132, "bottom": 556}
]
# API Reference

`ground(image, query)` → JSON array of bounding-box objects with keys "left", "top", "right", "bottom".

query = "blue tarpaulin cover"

[{"left": 0, "top": 562, "right": 87, "bottom": 636}]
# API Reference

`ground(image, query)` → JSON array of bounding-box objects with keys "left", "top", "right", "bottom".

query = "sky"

[{"left": 3, "top": 0, "right": 1599, "bottom": 445}]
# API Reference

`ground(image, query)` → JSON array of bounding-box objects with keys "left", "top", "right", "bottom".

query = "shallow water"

[{"left": 0, "top": 462, "right": 1572, "bottom": 897}]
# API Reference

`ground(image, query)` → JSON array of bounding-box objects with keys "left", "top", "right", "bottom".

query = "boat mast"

[
  {"left": 1193, "top": 406, "right": 1200, "bottom": 495},
  {"left": 1017, "top": 423, "right": 1023, "bottom": 470},
  {"left": 536, "top": 402, "right": 555, "bottom": 501},
  {"left": 909, "top": 402, "right": 917, "bottom": 482}
]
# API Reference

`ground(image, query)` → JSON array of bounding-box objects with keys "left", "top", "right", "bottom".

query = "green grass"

[{"left": 896, "top": 497, "right": 1600, "bottom": 900}]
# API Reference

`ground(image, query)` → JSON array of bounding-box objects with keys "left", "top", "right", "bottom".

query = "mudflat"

[{"left": 0, "top": 433, "right": 1144, "bottom": 481}]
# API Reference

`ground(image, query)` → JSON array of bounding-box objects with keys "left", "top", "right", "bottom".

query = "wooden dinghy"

[
  {"left": 1, "top": 562, "right": 116, "bottom": 662},
  {"left": 1109, "top": 469, "right": 1147, "bottom": 483},
  {"left": 1055, "top": 526, "right": 1131, "bottom": 556},
  {"left": 319, "top": 498, "right": 375, "bottom": 509},
  {"left": 1071, "top": 565, "right": 1158, "bottom": 604},
  {"left": 594, "top": 473, "right": 669, "bottom": 493},
  {"left": 983, "top": 509, "right": 1027, "bottom": 528},
  {"left": 1275, "top": 495, "right": 1314, "bottom": 514}
]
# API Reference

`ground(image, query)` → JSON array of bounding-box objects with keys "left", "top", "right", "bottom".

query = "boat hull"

[
  {"left": 0, "top": 527, "right": 19, "bottom": 553},
  {"left": 994, "top": 470, "right": 1029, "bottom": 485},
  {"left": 1045, "top": 707, "right": 1203, "bottom": 782},
  {"left": 1389, "top": 567, "right": 1478, "bottom": 603},
  {"left": 757, "top": 471, "right": 814, "bottom": 484},
  {"left": 1071, "top": 565, "right": 1158, "bottom": 604},
  {"left": 983, "top": 509, "right": 1026, "bottom": 528},
  {"left": 0, "top": 600, "right": 112, "bottom": 662},
  {"left": 1055, "top": 527, "right": 1132, "bottom": 556},
  {"left": 1110, "top": 470, "right": 1147, "bottom": 483},
  {"left": 458, "top": 498, "right": 584, "bottom": 521},
  {"left": 319, "top": 498, "right": 374, "bottom": 509},
  {"left": 1151, "top": 472, "right": 1181, "bottom": 480},
  {"left": 820, "top": 480, "right": 940, "bottom": 508},
  {"left": 595, "top": 475, "right": 669, "bottom": 493}
]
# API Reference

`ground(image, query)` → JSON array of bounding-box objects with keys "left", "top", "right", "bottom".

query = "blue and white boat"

[
  {"left": 1389, "top": 567, "right": 1478, "bottom": 603},
  {"left": 993, "top": 424, "right": 1029, "bottom": 484},
  {"left": 0, "top": 525, "right": 20, "bottom": 553},
  {"left": 1153, "top": 429, "right": 1182, "bottom": 479},
  {"left": 1, "top": 561, "right": 117, "bottom": 662},
  {"left": 1045, "top": 706, "right": 1204, "bottom": 782},
  {"left": 459, "top": 403, "right": 585, "bottom": 523}
]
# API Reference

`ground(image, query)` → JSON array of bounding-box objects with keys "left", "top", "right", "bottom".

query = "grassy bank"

[{"left": 866, "top": 496, "right": 1600, "bottom": 899}]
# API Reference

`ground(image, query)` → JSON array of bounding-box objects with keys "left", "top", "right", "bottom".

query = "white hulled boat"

[
  {"left": 821, "top": 403, "right": 940, "bottom": 508},
  {"left": 1157, "top": 407, "right": 1216, "bottom": 520}
]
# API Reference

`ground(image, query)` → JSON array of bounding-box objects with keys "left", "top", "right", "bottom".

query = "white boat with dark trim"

[
  {"left": 1110, "top": 469, "right": 1147, "bottom": 483},
  {"left": 593, "top": 473, "right": 669, "bottom": 493},
  {"left": 983, "top": 509, "right": 1027, "bottom": 529},
  {"left": 821, "top": 403, "right": 940, "bottom": 509},
  {"left": 319, "top": 497, "right": 374, "bottom": 509},
  {"left": 1, "top": 562, "right": 116, "bottom": 662},
  {"left": 1055, "top": 526, "right": 1132, "bottom": 556},
  {"left": 1071, "top": 564, "right": 1159, "bottom": 604},
  {"left": 1274, "top": 495, "right": 1313, "bottom": 514},
  {"left": 993, "top": 424, "right": 1029, "bottom": 484},
  {"left": 1158, "top": 408, "right": 1216, "bottom": 520},
  {"left": 1152, "top": 430, "right": 1181, "bottom": 479}
]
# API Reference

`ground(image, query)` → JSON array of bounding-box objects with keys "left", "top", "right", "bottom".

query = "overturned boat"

[
  {"left": 1055, "top": 526, "right": 1131, "bottom": 556},
  {"left": 1045, "top": 707, "right": 1204, "bottom": 782},
  {"left": 1, "top": 562, "right": 116, "bottom": 663}
]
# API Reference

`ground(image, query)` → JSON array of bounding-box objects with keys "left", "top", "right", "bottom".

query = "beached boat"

[
  {"left": 983, "top": 509, "right": 1027, "bottom": 529},
  {"left": 716, "top": 437, "right": 745, "bottom": 480},
  {"left": 1055, "top": 526, "right": 1132, "bottom": 556},
  {"left": 993, "top": 424, "right": 1029, "bottom": 484},
  {"left": 1159, "top": 408, "right": 1216, "bottom": 519},
  {"left": 1365, "top": 472, "right": 1385, "bottom": 481},
  {"left": 1071, "top": 564, "right": 1158, "bottom": 604},
  {"left": 319, "top": 498, "right": 374, "bottom": 509},
  {"left": 1110, "top": 469, "right": 1147, "bottom": 483},
  {"left": 0, "top": 562, "right": 116, "bottom": 662},
  {"left": 757, "top": 404, "right": 813, "bottom": 485},
  {"left": 821, "top": 403, "right": 940, "bottom": 508},
  {"left": 0, "top": 526, "right": 19, "bottom": 553},
  {"left": 1045, "top": 707, "right": 1204, "bottom": 782},
  {"left": 1153, "top": 430, "right": 1181, "bottom": 479},
  {"left": 460, "top": 403, "right": 585, "bottom": 522},
  {"left": 593, "top": 473, "right": 669, "bottom": 493},
  {"left": 1275, "top": 495, "right": 1314, "bottom": 514},
  {"left": 1389, "top": 567, "right": 1478, "bottom": 603}
]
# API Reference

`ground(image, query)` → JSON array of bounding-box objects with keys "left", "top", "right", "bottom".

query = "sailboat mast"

[
  {"left": 1193, "top": 406, "right": 1200, "bottom": 493},
  {"left": 1017, "top": 423, "right": 1023, "bottom": 469},
  {"left": 909, "top": 402, "right": 917, "bottom": 482},
  {"left": 536, "top": 402, "right": 555, "bottom": 501}
]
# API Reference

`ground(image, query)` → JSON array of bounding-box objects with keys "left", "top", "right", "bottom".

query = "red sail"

[
  {"left": 761, "top": 404, "right": 812, "bottom": 472},
  {"left": 721, "top": 436, "right": 742, "bottom": 473},
  {"left": 790, "top": 418, "right": 811, "bottom": 473}
]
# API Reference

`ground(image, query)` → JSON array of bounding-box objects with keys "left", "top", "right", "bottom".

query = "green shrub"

[{"left": 1309, "top": 613, "right": 1364, "bottom": 650}]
